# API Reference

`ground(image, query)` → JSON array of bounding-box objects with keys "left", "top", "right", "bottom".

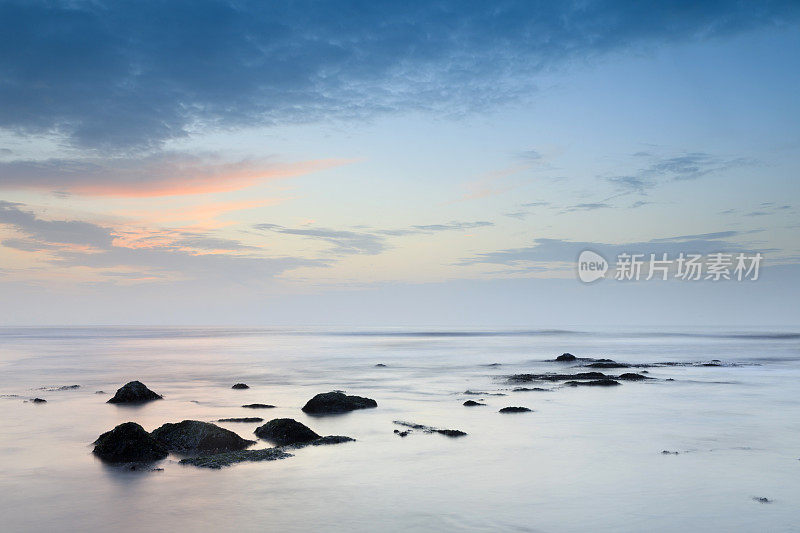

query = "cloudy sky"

[{"left": 0, "top": 1, "right": 798, "bottom": 326}]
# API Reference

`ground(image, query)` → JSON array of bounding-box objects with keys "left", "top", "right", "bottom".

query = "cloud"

[
  {"left": 458, "top": 231, "right": 772, "bottom": 268},
  {"left": 0, "top": 200, "right": 312, "bottom": 281},
  {"left": 255, "top": 220, "right": 494, "bottom": 255},
  {"left": 0, "top": 153, "right": 349, "bottom": 197},
  {"left": 606, "top": 152, "right": 755, "bottom": 194},
  {"left": 566, "top": 202, "right": 611, "bottom": 211},
  {"left": 1, "top": 1, "right": 796, "bottom": 150}
]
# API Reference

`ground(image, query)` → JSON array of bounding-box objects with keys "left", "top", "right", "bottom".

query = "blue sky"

[{"left": 0, "top": 1, "right": 798, "bottom": 325}]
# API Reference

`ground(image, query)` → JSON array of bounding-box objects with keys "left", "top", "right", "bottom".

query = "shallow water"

[{"left": 1, "top": 326, "right": 799, "bottom": 532}]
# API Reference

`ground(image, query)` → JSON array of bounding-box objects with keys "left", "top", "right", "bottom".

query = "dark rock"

[
  {"left": 92, "top": 422, "right": 168, "bottom": 463},
  {"left": 241, "top": 403, "right": 275, "bottom": 409},
  {"left": 752, "top": 497, "right": 772, "bottom": 504},
  {"left": 585, "top": 362, "right": 631, "bottom": 369},
  {"left": 463, "top": 389, "right": 506, "bottom": 396},
  {"left": 31, "top": 397, "right": 47, "bottom": 403},
  {"left": 565, "top": 379, "right": 620, "bottom": 387},
  {"left": 393, "top": 420, "right": 466, "bottom": 437},
  {"left": 231, "top": 383, "right": 249, "bottom": 389},
  {"left": 180, "top": 447, "right": 293, "bottom": 469},
  {"left": 512, "top": 387, "right": 549, "bottom": 392},
  {"left": 484, "top": 363, "right": 502, "bottom": 367},
  {"left": 301, "top": 391, "right": 377, "bottom": 414},
  {"left": 107, "top": 381, "right": 163, "bottom": 404},
  {"left": 374, "top": 363, "right": 387, "bottom": 367},
  {"left": 95, "top": 391, "right": 105, "bottom": 394},
  {"left": 151, "top": 420, "right": 255, "bottom": 453},
  {"left": 254, "top": 418, "right": 320, "bottom": 445},
  {"left": 555, "top": 353, "right": 577, "bottom": 362},
  {"left": 39, "top": 385, "right": 80, "bottom": 391},
  {"left": 218, "top": 417, "right": 264, "bottom": 423},
  {"left": 617, "top": 373, "right": 652, "bottom": 381},
  {"left": 307, "top": 435, "right": 355, "bottom": 446},
  {"left": 463, "top": 400, "right": 486, "bottom": 406},
  {"left": 499, "top": 406, "right": 531, "bottom": 413},
  {"left": 394, "top": 429, "right": 410, "bottom": 437},
  {"left": 509, "top": 372, "right": 608, "bottom": 383},
  {"left": 661, "top": 450, "right": 679, "bottom": 455}
]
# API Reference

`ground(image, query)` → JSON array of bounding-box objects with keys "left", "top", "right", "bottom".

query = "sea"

[{"left": 0, "top": 326, "right": 798, "bottom": 532}]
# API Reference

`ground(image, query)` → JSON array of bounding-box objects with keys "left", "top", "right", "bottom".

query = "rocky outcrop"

[
  {"left": 92, "top": 422, "right": 168, "bottom": 463},
  {"left": 107, "top": 381, "right": 163, "bottom": 404},
  {"left": 393, "top": 420, "right": 466, "bottom": 437},
  {"left": 254, "top": 418, "right": 320, "bottom": 445},
  {"left": 508, "top": 372, "right": 608, "bottom": 383},
  {"left": 617, "top": 373, "right": 652, "bottom": 381},
  {"left": 151, "top": 420, "right": 255, "bottom": 453},
  {"left": 231, "top": 383, "right": 249, "bottom": 389},
  {"left": 565, "top": 379, "right": 620, "bottom": 387},
  {"left": 180, "top": 447, "right": 293, "bottom": 469},
  {"left": 499, "top": 406, "right": 531, "bottom": 413},
  {"left": 463, "top": 400, "right": 486, "bottom": 406},
  {"left": 241, "top": 403, "right": 275, "bottom": 409},
  {"left": 301, "top": 391, "right": 377, "bottom": 414},
  {"left": 555, "top": 353, "right": 577, "bottom": 362},
  {"left": 217, "top": 417, "right": 264, "bottom": 423}
]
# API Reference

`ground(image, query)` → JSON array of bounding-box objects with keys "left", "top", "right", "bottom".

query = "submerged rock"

[
  {"left": 393, "top": 420, "right": 466, "bottom": 437},
  {"left": 93, "top": 422, "right": 168, "bottom": 463},
  {"left": 617, "top": 373, "right": 652, "bottom": 381},
  {"left": 512, "top": 387, "right": 549, "bottom": 392},
  {"left": 39, "top": 385, "right": 80, "bottom": 391},
  {"left": 661, "top": 450, "right": 679, "bottom": 455},
  {"left": 463, "top": 400, "right": 486, "bottom": 406},
  {"left": 508, "top": 372, "right": 608, "bottom": 383},
  {"left": 107, "top": 381, "right": 163, "bottom": 404},
  {"left": 180, "top": 447, "right": 293, "bottom": 469},
  {"left": 231, "top": 383, "right": 249, "bottom": 389},
  {"left": 255, "top": 418, "right": 320, "bottom": 445},
  {"left": 555, "top": 353, "right": 577, "bottom": 362},
  {"left": 463, "top": 390, "right": 507, "bottom": 396},
  {"left": 31, "top": 397, "right": 47, "bottom": 403},
  {"left": 499, "top": 406, "right": 531, "bottom": 413},
  {"left": 585, "top": 362, "right": 631, "bottom": 369},
  {"left": 151, "top": 420, "right": 255, "bottom": 453},
  {"left": 374, "top": 363, "right": 387, "bottom": 367},
  {"left": 218, "top": 417, "right": 264, "bottom": 423},
  {"left": 752, "top": 497, "right": 772, "bottom": 504},
  {"left": 301, "top": 391, "right": 377, "bottom": 414},
  {"left": 242, "top": 403, "right": 275, "bottom": 409},
  {"left": 565, "top": 379, "right": 620, "bottom": 387}
]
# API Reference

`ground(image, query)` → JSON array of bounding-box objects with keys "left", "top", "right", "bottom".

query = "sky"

[{"left": 0, "top": 0, "right": 798, "bottom": 326}]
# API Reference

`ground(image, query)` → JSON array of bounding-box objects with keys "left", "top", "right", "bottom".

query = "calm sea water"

[{"left": 0, "top": 326, "right": 798, "bottom": 532}]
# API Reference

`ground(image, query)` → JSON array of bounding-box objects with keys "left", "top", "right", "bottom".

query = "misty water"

[{"left": 1, "top": 326, "right": 798, "bottom": 532}]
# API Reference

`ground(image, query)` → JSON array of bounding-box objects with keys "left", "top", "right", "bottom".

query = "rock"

[
  {"left": 484, "top": 363, "right": 502, "bottom": 367},
  {"left": 509, "top": 372, "right": 608, "bottom": 383},
  {"left": 661, "top": 450, "right": 679, "bottom": 455},
  {"left": 374, "top": 363, "right": 387, "bottom": 367},
  {"left": 393, "top": 420, "right": 466, "bottom": 437},
  {"left": 39, "top": 385, "right": 80, "bottom": 391},
  {"left": 585, "top": 362, "right": 630, "bottom": 369},
  {"left": 180, "top": 447, "right": 293, "bottom": 469},
  {"left": 463, "top": 400, "right": 486, "bottom": 406},
  {"left": 217, "top": 417, "right": 264, "bottom": 423},
  {"left": 617, "top": 373, "right": 652, "bottom": 381},
  {"left": 555, "top": 353, "right": 577, "bottom": 362},
  {"left": 512, "top": 387, "right": 549, "bottom": 392},
  {"left": 305, "top": 435, "right": 355, "bottom": 447},
  {"left": 107, "top": 381, "right": 163, "bottom": 404},
  {"left": 499, "top": 406, "right": 531, "bottom": 413},
  {"left": 95, "top": 391, "right": 105, "bottom": 394},
  {"left": 231, "top": 383, "right": 249, "bottom": 389},
  {"left": 31, "top": 398, "right": 47, "bottom": 403},
  {"left": 394, "top": 430, "right": 410, "bottom": 437},
  {"left": 565, "top": 379, "right": 620, "bottom": 387},
  {"left": 463, "top": 390, "right": 507, "bottom": 396},
  {"left": 254, "top": 418, "right": 320, "bottom": 445},
  {"left": 151, "top": 420, "right": 255, "bottom": 453},
  {"left": 92, "top": 422, "right": 168, "bottom": 463},
  {"left": 301, "top": 391, "right": 377, "bottom": 414},
  {"left": 241, "top": 403, "right": 275, "bottom": 409},
  {"left": 752, "top": 497, "right": 772, "bottom": 503}
]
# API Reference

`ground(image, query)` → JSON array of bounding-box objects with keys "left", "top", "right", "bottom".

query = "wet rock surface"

[
  {"left": 107, "top": 381, "right": 163, "bottom": 404},
  {"left": 241, "top": 403, "right": 275, "bottom": 409},
  {"left": 499, "top": 406, "right": 532, "bottom": 413},
  {"left": 180, "top": 447, "right": 293, "bottom": 469},
  {"left": 555, "top": 353, "right": 577, "bottom": 362},
  {"left": 301, "top": 391, "right": 377, "bottom": 414},
  {"left": 617, "top": 373, "right": 652, "bottom": 381},
  {"left": 93, "top": 422, "right": 168, "bottom": 463},
  {"left": 565, "top": 379, "right": 621, "bottom": 387},
  {"left": 231, "top": 383, "right": 249, "bottom": 389},
  {"left": 393, "top": 420, "right": 466, "bottom": 437},
  {"left": 151, "top": 420, "right": 255, "bottom": 453},
  {"left": 255, "top": 418, "right": 320, "bottom": 445}
]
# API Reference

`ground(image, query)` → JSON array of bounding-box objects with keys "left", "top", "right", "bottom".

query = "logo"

[{"left": 577, "top": 250, "right": 608, "bottom": 283}]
